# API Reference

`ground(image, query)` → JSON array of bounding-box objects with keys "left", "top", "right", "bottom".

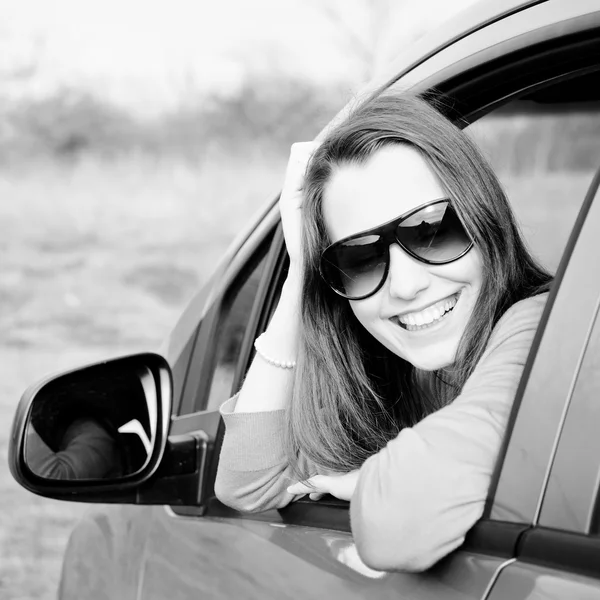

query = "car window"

[
  {"left": 203, "top": 247, "right": 271, "bottom": 412},
  {"left": 467, "top": 72, "right": 600, "bottom": 274}
]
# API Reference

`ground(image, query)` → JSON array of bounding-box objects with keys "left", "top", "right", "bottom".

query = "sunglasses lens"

[
  {"left": 320, "top": 201, "right": 472, "bottom": 300},
  {"left": 397, "top": 202, "right": 471, "bottom": 262},
  {"left": 321, "top": 234, "right": 387, "bottom": 299}
]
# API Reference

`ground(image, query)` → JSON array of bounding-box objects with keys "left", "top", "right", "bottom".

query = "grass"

[{"left": 0, "top": 141, "right": 596, "bottom": 598}]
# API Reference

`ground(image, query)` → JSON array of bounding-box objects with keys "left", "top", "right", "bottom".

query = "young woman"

[{"left": 214, "top": 92, "right": 552, "bottom": 572}]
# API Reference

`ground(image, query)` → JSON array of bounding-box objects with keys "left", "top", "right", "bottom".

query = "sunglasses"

[{"left": 319, "top": 198, "right": 473, "bottom": 300}]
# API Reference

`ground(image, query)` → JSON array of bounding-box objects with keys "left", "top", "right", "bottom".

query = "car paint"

[
  {"left": 136, "top": 511, "right": 506, "bottom": 600},
  {"left": 488, "top": 562, "right": 600, "bottom": 600},
  {"left": 55, "top": 1, "right": 600, "bottom": 599}
]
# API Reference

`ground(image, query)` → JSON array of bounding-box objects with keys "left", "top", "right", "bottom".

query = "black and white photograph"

[{"left": 2, "top": 1, "right": 600, "bottom": 598}]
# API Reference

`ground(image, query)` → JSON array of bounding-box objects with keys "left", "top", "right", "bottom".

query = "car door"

[{"left": 485, "top": 169, "right": 600, "bottom": 598}]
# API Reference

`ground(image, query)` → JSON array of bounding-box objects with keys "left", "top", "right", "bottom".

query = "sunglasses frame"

[{"left": 319, "top": 198, "right": 474, "bottom": 300}]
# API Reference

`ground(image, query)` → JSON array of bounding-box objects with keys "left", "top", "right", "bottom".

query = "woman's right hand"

[{"left": 280, "top": 142, "right": 319, "bottom": 272}]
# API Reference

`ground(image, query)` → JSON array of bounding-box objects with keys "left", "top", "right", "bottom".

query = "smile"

[{"left": 394, "top": 293, "right": 460, "bottom": 331}]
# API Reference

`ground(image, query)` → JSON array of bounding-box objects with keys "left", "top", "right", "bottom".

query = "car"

[{"left": 9, "top": 0, "right": 600, "bottom": 598}]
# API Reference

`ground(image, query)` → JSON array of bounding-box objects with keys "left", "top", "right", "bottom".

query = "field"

[{"left": 0, "top": 118, "right": 597, "bottom": 598}]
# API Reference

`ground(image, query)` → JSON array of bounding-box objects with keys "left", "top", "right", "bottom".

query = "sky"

[{"left": 0, "top": 0, "right": 479, "bottom": 115}]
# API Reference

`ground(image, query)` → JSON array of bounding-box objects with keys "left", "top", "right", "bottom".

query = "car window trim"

[
  {"left": 435, "top": 27, "right": 600, "bottom": 124},
  {"left": 462, "top": 520, "right": 531, "bottom": 559},
  {"left": 518, "top": 526, "right": 600, "bottom": 581},
  {"left": 230, "top": 224, "right": 288, "bottom": 397},
  {"left": 177, "top": 226, "right": 276, "bottom": 416}
]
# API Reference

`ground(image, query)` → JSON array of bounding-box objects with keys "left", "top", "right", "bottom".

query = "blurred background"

[{"left": 0, "top": 0, "right": 598, "bottom": 598}]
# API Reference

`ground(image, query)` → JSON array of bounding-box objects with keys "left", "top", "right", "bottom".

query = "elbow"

[
  {"left": 351, "top": 495, "right": 463, "bottom": 573},
  {"left": 353, "top": 515, "right": 442, "bottom": 573},
  {"left": 214, "top": 470, "right": 292, "bottom": 514},
  {"left": 355, "top": 537, "right": 452, "bottom": 573},
  {"left": 214, "top": 478, "right": 265, "bottom": 514}
]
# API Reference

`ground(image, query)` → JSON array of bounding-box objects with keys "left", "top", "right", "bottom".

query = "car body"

[{"left": 10, "top": 0, "right": 600, "bottom": 598}]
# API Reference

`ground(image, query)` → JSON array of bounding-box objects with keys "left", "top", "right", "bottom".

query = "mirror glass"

[{"left": 24, "top": 361, "right": 158, "bottom": 481}]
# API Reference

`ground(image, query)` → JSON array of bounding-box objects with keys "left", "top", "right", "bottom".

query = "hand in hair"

[
  {"left": 286, "top": 469, "right": 360, "bottom": 502},
  {"left": 280, "top": 142, "right": 319, "bottom": 271}
]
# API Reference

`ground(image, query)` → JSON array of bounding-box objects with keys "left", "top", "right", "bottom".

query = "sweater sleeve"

[
  {"left": 350, "top": 293, "right": 548, "bottom": 572},
  {"left": 214, "top": 395, "right": 314, "bottom": 512}
]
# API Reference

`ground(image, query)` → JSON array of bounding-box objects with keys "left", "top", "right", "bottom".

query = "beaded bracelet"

[{"left": 254, "top": 333, "right": 297, "bottom": 369}]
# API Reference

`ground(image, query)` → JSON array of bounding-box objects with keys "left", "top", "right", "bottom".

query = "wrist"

[{"left": 284, "top": 266, "right": 303, "bottom": 293}]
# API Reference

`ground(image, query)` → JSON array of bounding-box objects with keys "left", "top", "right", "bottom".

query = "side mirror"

[{"left": 10, "top": 353, "right": 171, "bottom": 496}]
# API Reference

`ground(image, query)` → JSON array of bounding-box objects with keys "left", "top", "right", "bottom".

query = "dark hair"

[{"left": 285, "top": 92, "right": 552, "bottom": 476}]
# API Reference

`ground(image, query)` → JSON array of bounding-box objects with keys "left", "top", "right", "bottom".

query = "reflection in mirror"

[{"left": 25, "top": 362, "right": 158, "bottom": 481}]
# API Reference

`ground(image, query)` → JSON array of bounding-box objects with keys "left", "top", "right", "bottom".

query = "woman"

[{"left": 215, "top": 92, "right": 552, "bottom": 572}]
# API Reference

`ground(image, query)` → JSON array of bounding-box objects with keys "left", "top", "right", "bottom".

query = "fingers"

[
  {"left": 279, "top": 141, "right": 319, "bottom": 267},
  {"left": 287, "top": 471, "right": 359, "bottom": 502},
  {"left": 281, "top": 142, "right": 319, "bottom": 202},
  {"left": 286, "top": 479, "right": 325, "bottom": 502},
  {"left": 286, "top": 480, "right": 318, "bottom": 495},
  {"left": 287, "top": 474, "right": 330, "bottom": 496}
]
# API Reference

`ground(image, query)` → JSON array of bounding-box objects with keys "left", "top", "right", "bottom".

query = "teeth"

[{"left": 398, "top": 294, "right": 458, "bottom": 330}]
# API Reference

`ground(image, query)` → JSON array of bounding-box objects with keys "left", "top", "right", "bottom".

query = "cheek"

[
  {"left": 348, "top": 298, "right": 381, "bottom": 335},
  {"left": 465, "top": 248, "right": 485, "bottom": 289},
  {"left": 440, "top": 247, "right": 484, "bottom": 289}
]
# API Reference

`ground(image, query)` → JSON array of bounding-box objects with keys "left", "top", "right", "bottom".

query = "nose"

[{"left": 385, "top": 244, "right": 431, "bottom": 300}]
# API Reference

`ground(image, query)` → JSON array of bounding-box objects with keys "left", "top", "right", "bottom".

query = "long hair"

[{"left": 285, "top": 92, "right": 552, "bottom": 476}]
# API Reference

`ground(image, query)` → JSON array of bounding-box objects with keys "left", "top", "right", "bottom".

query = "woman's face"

[{"left": 322, "top": 144, "right": 484, "bottom": 371}]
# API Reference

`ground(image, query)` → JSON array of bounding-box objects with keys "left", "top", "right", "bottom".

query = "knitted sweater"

[{"left": 215, "top": 292, "right": 548, "bottom": 572}]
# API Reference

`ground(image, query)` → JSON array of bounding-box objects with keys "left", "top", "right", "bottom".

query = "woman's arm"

[
  {"left": 215, "top": 143, "right": 318, "bottom": 511},
  {"left": 215, "top": 395, "right": 314, "bottom": 512},
  {"left": 350, "top": 293, "right": 548, "bottom": 572},
  {"left": 28, "top": 418, "right": 121, "bottom": 480},
  {"left": 233, "top": 142, "right": 316, "bottom": 413}
]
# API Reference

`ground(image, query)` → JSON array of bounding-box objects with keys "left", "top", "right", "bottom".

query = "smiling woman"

[{"left": 214, "top": 92, "right": 552, "bottom": 571}]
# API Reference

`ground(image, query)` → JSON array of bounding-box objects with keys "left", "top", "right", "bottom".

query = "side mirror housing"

[{"left": 9, "top": 353, "right": 211, "bottom": 507}]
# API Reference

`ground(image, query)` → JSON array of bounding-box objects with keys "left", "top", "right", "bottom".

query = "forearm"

[
  {"left": 234, "top": 270, "right": 302, "bottom": 413},
  {"left": 351, "top": 422, "right": 490, "bottom": 572},
  {"left": 216, "top": 396, "right": 312, "bottom": 511}
]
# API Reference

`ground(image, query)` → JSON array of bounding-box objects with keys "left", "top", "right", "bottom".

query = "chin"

[{"left": 405, "top": 343, "right": 458, "bottom": 371}]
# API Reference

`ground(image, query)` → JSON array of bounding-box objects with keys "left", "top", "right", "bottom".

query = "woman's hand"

[
  {"left": 287, "top": 469, "right": 360, "bottom": 502},
  {"left": 280, "top": 142, "right": 319, "bottom": 270}
]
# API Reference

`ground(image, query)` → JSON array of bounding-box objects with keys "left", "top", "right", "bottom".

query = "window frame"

[{"left": 176, "top": 206, "right": 279, "bottom": 416}]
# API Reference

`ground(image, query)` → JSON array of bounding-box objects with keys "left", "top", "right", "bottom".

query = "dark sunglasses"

[{"left": 319, "top": 198, "right": 473, "bottom": 300}]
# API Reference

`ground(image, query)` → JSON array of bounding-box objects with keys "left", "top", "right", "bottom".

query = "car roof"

[{"left": 374, "top": 0, "right": 543, "bottom": 84}]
